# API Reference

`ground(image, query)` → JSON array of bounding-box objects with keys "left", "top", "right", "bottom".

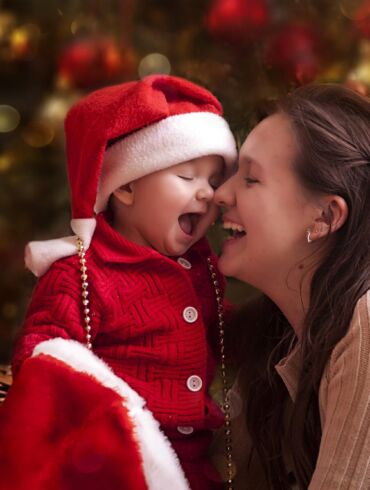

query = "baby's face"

[{"left": 114, "top": 155, "right": 224, "bottom": 256}]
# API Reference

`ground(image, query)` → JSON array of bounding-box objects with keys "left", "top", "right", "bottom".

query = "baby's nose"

[{"left": 196, "top": 184, "right": 214, "bottom": 201}]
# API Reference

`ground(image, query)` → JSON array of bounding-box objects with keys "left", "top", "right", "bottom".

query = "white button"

[
  {"left": 177, "top": 257, "right": 192, "bottom": 269},
  {"left": 183, "top": 306, "right": 198, "bottom": 323},
  {"left": 186, "top": 375, "right": 203, "bottom": 392},
  {"left": 177, "top": 426, "right": 194, "bottom": 435}
]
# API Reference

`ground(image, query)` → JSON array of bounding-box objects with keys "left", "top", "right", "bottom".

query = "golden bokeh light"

[
  {"left": 22, "top": 122, "right": 55, "bottom": 148},
  {"left": 0, "top": 105, "right": 20, "bottom": 133},
  {"left": 138, "top": 53, "right": 171, "bottom": 78}
]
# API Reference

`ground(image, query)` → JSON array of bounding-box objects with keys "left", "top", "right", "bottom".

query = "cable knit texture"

[{"left": 13, "top": 213, "right": 226, "bottom": 490}]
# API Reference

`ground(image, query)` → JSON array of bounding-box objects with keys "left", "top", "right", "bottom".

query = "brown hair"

[{"left": 234, "top": 84, "right": 370, "bottom": 488}]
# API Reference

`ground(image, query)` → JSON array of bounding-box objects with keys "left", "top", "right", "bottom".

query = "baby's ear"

[{"left": 112, "top": 183, "right": 134, "bottom": 206}]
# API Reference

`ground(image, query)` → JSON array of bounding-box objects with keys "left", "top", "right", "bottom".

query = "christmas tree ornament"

[
  {"left": 9, "top": 23, "right": 41, "bottom": 60},
  {"left": 266, "top": 22, "right": 324, "bottom": 84},
  {"left": 354, "top": 0, "right": 370, "bottom": 38},
  {"left": 57, "top": 36, "right": 134, "bottom": 89},
  {"left": 205, "top": 0, "right": 270, "bottom": 45}
]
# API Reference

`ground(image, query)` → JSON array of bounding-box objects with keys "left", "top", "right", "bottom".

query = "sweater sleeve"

[
  {"left": 309, "top": 291, "right": 370, "bottom": 490},
  {"left": 12, "top": 260, "right": 94, "bottom": 377}
]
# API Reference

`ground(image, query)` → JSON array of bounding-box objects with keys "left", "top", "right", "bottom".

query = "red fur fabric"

[{"left": 0, "top": 354, "right": 148, "bottom": 490}]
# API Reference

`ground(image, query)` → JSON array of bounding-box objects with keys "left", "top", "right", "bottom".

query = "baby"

[{"left": 4, "top": 75, "right": 236, "bottom": 490}]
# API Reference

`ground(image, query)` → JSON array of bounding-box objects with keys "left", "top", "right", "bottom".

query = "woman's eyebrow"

[{"left": 240, "top": 155, "right": 264, "bottom": 173}]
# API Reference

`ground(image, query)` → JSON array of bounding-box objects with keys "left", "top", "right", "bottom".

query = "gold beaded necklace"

[{"left": 76, "top": 237, "right": 233, "bottom": 489}]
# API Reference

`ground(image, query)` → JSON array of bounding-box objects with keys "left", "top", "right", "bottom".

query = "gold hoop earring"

[{"left": 306, "top": 229, "right": 312, "bottom": 243}]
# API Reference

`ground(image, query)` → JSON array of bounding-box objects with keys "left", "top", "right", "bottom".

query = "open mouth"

[
  {"left": 178, "top": 213, "right": 201, "bottom": 236},
  {"left": 223, "top": 221, "right": 246, "bottom": 239}
]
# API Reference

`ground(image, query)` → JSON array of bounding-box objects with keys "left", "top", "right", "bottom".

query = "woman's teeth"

[{"left": 222, "top": 221, "right": 246, "bottom": 238}]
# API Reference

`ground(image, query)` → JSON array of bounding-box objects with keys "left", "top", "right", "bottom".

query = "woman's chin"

[{"left": 218, "top": 253, "right": 236, "bottom": 278}]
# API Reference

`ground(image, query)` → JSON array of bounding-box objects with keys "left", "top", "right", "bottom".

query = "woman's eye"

[{"left": 244, "top": 177, "right": 259, "bottom": 185}]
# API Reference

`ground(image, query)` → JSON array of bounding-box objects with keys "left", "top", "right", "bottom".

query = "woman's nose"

[{"left": 214, "top": 179, "right": 235, "bottom": 207}]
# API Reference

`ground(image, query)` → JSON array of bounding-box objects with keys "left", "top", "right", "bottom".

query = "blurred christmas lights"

[
  {"left": 0, "top": 105, "right": 20, "bottom": 133},
  {"left": 138, "top": 53, "right": 171, "bottom": 78},
  {"left": 22, "top": 122, "right": 55, "bottom": 148}
]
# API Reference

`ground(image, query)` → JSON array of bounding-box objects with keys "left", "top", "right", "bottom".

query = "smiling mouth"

[
  {"left": 223, "top": 221, "right": 246, "bottom": 239},
  {"left": 178, "top": 213, "right": 201, "bottom": 236}
]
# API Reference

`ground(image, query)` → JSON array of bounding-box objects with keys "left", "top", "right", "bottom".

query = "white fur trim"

[
  {"left": 32, "top": 338, "right": 191, "bottom": 490},
  {"left": 24, "top": 219, "right": 96, "bottom": 278},
  {"left": 25, "top": 236, "right": 78, "bottom": 278},
  {"left": 70, "top": 217, "right": 96, "bottom": 249},
  {"left": 95, "top": 111, "right": 237, "bottom": 212}
]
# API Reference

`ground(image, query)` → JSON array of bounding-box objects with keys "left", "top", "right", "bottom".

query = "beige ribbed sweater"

[{"left": 215, "top": 290, "right": 370, "bottom": 489}]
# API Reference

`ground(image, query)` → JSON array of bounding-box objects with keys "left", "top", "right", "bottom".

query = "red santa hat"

[
  {"left": 0, "top": 338, "right": 191, "bottom": 490},
  {"left": 25, "top": 74, "right": 237, "bottom": 277}
]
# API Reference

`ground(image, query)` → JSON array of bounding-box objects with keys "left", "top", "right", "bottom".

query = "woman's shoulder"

[{"left": 327, "top": 290, "right": 370, "bottom": 375}]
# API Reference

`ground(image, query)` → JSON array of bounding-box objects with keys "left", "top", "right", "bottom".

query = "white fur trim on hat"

[
  {"left": 32, "top": 338, "right": 191, "bottom": 490},
  {"left": 25, "top": 218, "right": 96, "bottom": 277},
  {"left": 95, "top": 111, "right": 237, "bottom": 213},
  {"left": 70, "top": 218, "right": 97, "bottom": 248}
]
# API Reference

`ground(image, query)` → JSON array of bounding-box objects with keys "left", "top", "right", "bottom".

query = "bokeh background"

[{"left": 0, "top": 0, "right": 369, "bottom": 363}]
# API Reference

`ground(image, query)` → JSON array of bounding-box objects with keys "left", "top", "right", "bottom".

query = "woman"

[{"left": 214, "top": 84, "right": 370, "bottom": 489}]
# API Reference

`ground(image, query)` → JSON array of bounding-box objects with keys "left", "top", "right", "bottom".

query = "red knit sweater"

[{"left": 13, "top": 214, "right": 226, "bottom": 488}]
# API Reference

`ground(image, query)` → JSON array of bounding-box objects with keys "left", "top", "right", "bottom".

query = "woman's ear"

[
  {"left": 310, "top": 195, "right": 348, "bottom": 240},
  {"left": 112, "top": 183, "right": 135, "bottom": 206}
]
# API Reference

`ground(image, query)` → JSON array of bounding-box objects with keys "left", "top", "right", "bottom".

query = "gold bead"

[{"left": 207, "top": 259, "right": 232, "bottom": 489}]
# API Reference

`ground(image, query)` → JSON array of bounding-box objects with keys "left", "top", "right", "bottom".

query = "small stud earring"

[{"left": 306, "top": 229, "right": 312, "bottom": 243}]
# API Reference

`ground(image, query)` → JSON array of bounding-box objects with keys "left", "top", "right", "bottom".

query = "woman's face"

[{"left": 215, "top": 113, "right": 318, "bottom": 288}]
